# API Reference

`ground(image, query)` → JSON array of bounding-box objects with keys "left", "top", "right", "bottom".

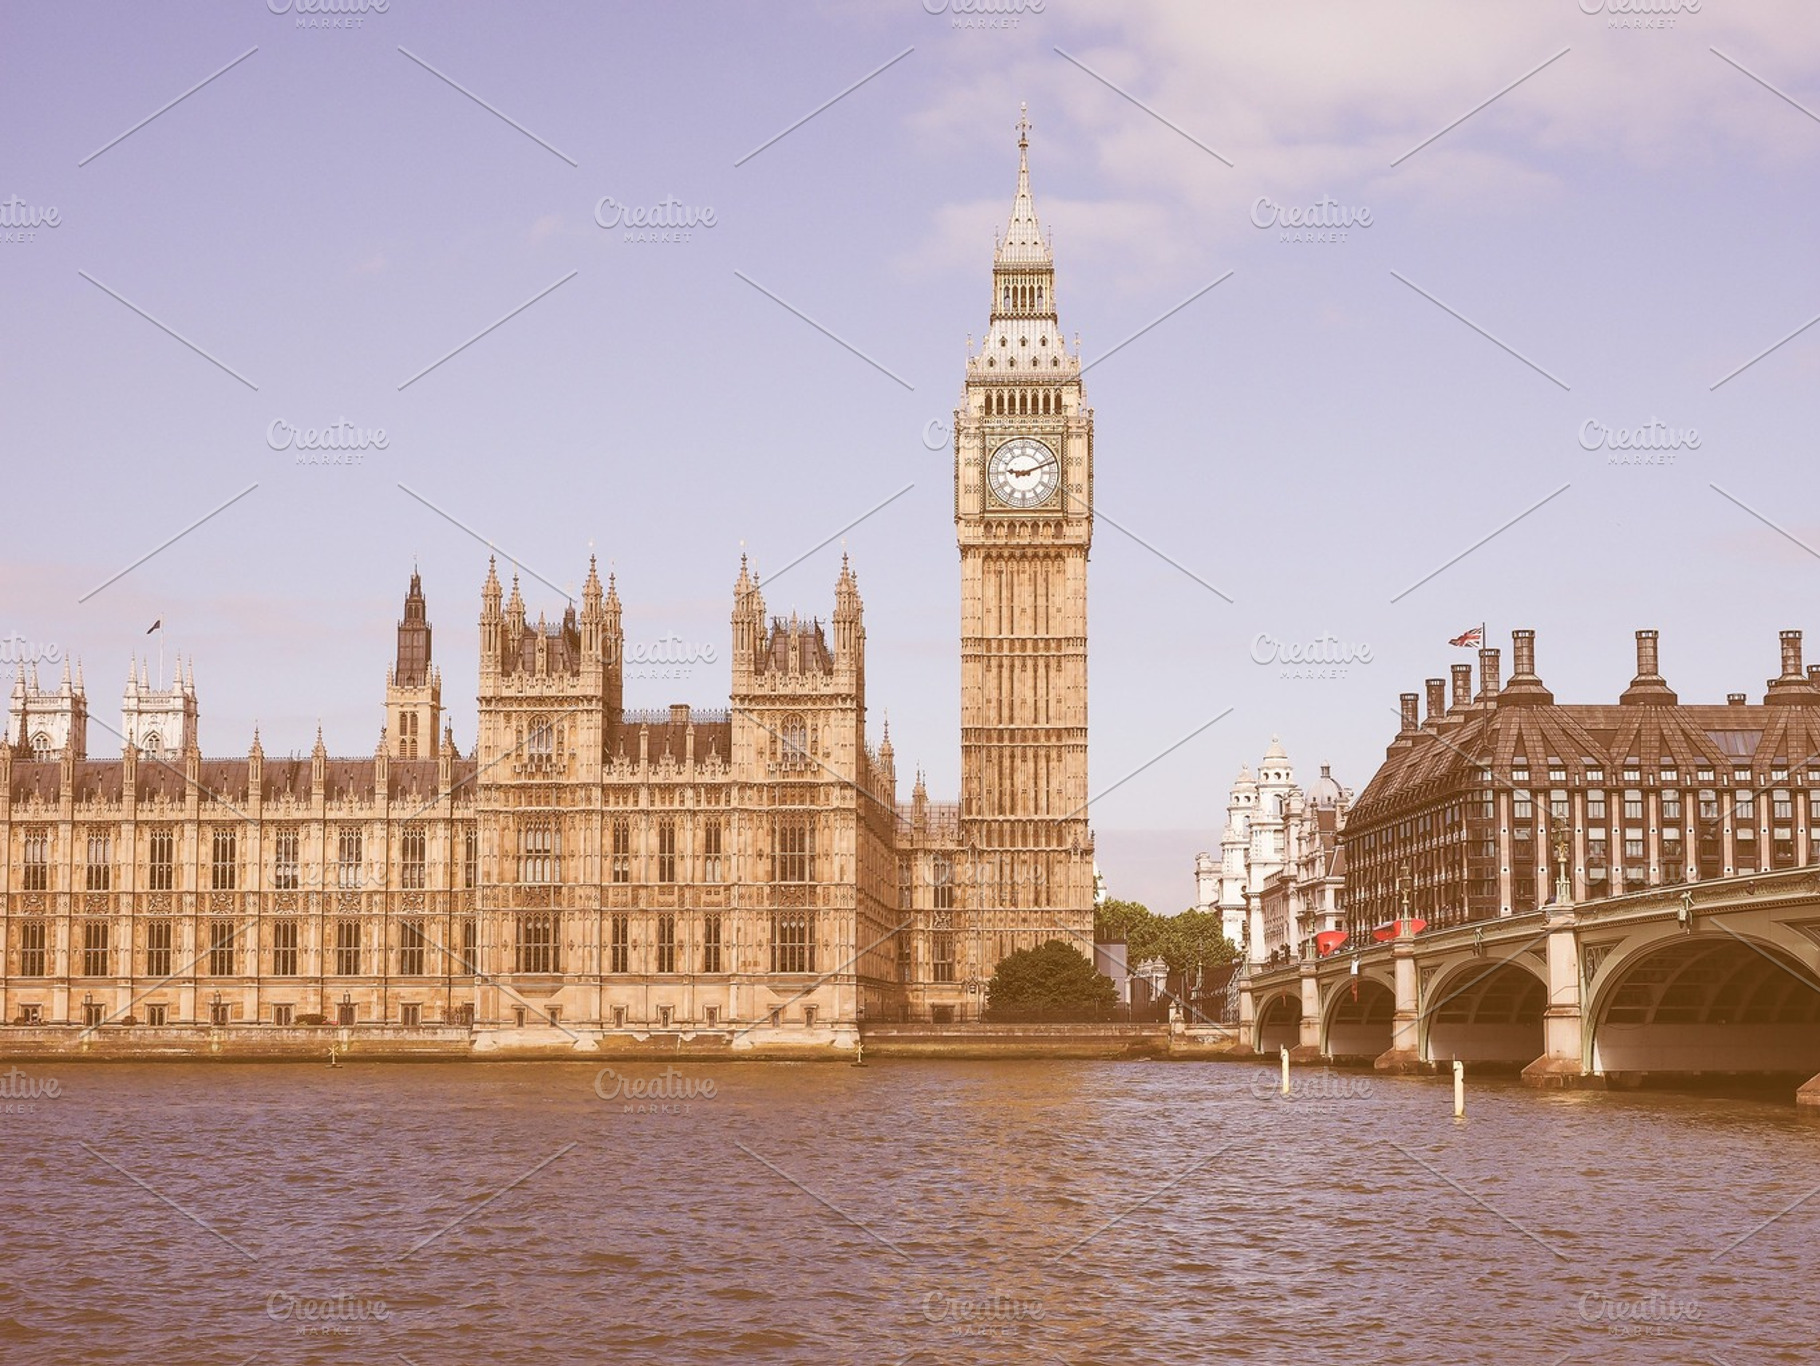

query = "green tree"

[
  {"left": 985, "top": 939, "right": 1118, "bottom": 1021},
  {"left": 1094, "top": 899, "right": 1237, "bottom": 978}
]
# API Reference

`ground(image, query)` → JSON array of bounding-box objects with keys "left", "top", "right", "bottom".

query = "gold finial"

[{"left": 1017, "top": 102, "right": 1031, "bottom": 150}]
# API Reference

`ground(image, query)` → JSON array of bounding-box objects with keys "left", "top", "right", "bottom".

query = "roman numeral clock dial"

[{"left": 987, "top": 436, "right": 1059, "bottom": 509}]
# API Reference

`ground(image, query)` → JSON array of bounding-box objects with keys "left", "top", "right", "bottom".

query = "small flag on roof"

[
  {"left": 146, "top": 619, "right": 162, "bottom": 634},
  {"left": 1448, "top": 625, "right": 1483, "bottom": 649}
]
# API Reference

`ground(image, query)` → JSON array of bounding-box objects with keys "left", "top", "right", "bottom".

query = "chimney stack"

[
  {"left": 1727, "top": 693, "right": 1747, "bottom": 706},
  {"left": 1399, "top": 692, "right": 1420, "bottom": 734},
  {"left": 1477, "top": 648, "right": 1501, "bottom": 704},
  {"left": 1424, "top": 678, "right": 1446, "bottom": 722},
  {"left": 1500, "top": 629, "right": 1554, "bottom": 705},
  {"left": 1765, "top": 629, "right": 1820, "bottom": 705},
  {"left": 1450, "top": 663, "right": 1474, "bottom": 712},
  {"left": 1620, "top": 628, "right": 1677, "bottom": 705}
]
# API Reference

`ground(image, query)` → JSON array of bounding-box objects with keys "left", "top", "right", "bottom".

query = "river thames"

[{"left": 2, "top": 1060, "right": 1815, "bottom": 1364}]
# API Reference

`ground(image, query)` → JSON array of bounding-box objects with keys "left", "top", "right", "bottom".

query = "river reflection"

[{"left": 1, "top": 1059, "right": 1815, "bottom": 1364}]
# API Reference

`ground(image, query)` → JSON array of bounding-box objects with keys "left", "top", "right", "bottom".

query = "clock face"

[{"left": 987, "top": 437, "right": 1060, "bottom": 509}]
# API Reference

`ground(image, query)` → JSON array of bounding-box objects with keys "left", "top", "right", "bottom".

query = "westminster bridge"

[{"left": 1238, "top": 865, "right": 1820, "bottom": 1102}]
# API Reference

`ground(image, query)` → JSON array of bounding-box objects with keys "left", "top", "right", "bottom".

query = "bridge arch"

[
  {"left": 1420, "top": 958, "right": 1546, "bottom": 1068},
  {"left": 1322, "top": 975, "right": 1394, "bottom": 1061},
  {"left": 1254, "top": 991, "right": 1301, "bottom": 1054},
  {"left": 1587, "top": 930, "right": 1820, "bottom": 1079}
]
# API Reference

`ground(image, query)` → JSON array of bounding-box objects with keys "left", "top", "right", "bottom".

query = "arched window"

[
  {"left": 29, "top": 732, "right": 51, "bottom": 760},
  {"left": 780, "top": 713, "right": 810, "bottom": 769},
  {"left": 526, "top": 715, "right": 554, "bottom": 767}
]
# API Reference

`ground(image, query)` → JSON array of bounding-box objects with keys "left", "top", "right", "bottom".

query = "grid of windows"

[
  {"left": 18, "top": 919, "right": 48, "bottom": 977},
  {"left": 22, "top": 829, "right": 49, "bottom": 892},
  {"left": 611, "top": 819, "right": 632, "bottom": 883},
  {"left": 399, "top": 919, "right": 428, "bottom": 975},
  {"left": 657, "top": 819, "right": 677, "bottom": 884},
  {"left": 272, "top": 919, "right": 300, "bottom": 977},
  {"left": 702, "top": 913, "right": 723, "bottom": 973},
  {"left": 335, "top": 919, "right": 362, "bottom": 975},
  {"left": 337, "top": 828, "right": 364, "bottom": 889},
  {"left": 210, "top": 828, "right": 238, "bottom": 891},
  {"left": 400, "top": 826, "right": 427, "bottom": 890},
  {"left": 770, "top": 911, "right": 814, "bottom": 973},
  {"left": 772, "top": 816, "right": 814, "bottom": 883},
  {"left": 274, "top": 828, "right": 301, "bottom": 890},
  {"left": 81, "top": 920, "right": 110, "bottom": 977},
  {"left": 702, "top": 820, "right": 723, "bottom": 883},
  {"left": 146, "top": 919, "right": 173, "bottom": 978},
  {"left": 207, "top": 919, "right": 237, "bottom": 976},
  {"left": 85, "top": 829, "right": 112, "bottom": 891},
  {"left": 516, "top": 913, "right": 558, "bottom": 974},
  {"left": 931, "top": 930, "right": 955, "bottom": 984},
  {"left": 519, "top": 823, "right": 558, "bottom": 884},
  {"left": 148, "top": 829, "right": 175, "bottom": 891}
]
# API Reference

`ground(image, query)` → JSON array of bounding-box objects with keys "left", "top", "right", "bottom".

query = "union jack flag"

[{"left": 1448, "top": 626, "right": 1483, "bottom": 649}]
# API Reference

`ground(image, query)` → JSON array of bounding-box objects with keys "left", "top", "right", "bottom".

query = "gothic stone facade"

[{"left": 0, "top": 127, "right": 1095, "bottom": 1038}]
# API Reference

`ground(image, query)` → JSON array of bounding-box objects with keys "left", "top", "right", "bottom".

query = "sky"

[{"left": 3, "top": 0, "right": 1818, "bottom": 916}]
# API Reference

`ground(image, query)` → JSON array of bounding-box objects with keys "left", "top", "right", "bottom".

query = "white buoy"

[
  {"left": 1453, "top": 1059, "right": 1465, "bottom": 1118},
  {"left": 1281, "top": 1045, "right": 1291, "bottom": 1096}
]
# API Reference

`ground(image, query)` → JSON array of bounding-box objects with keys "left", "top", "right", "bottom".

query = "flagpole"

[{"left": 158, "top": 622, "right": 164, "bottom": 691}]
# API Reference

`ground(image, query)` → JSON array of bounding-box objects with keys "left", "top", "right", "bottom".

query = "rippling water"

[{"left": 2, "top": 1059, "right": 1816, "bottom": 1364}]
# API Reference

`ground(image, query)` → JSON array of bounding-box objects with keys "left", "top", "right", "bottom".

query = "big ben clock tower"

[{"left": 953, "top": 107, "right": 1095, "bottom": 966}]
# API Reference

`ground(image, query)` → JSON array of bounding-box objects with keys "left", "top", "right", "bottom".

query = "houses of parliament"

[{"left": 0, "top": 121, "right": 1096, "bottom": 1045}]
